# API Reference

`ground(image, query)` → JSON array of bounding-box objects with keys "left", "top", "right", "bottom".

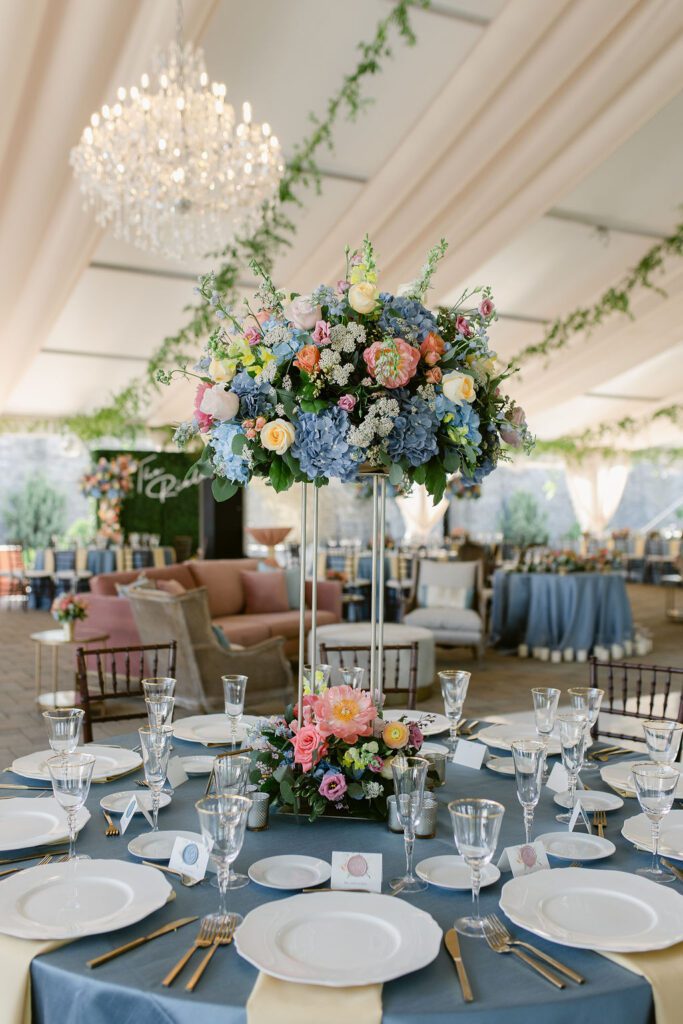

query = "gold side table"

[{"left": 31, "top": 629, "right": 109, "bottom": 709}]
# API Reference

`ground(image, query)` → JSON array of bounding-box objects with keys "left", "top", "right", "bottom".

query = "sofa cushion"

[
  {"left": 187, "top": 559, "right": 259, "bottom": 617},
  {"left": 212, "top": 614, "right": 271, "bottom": 647},
  {"left": 404, "top": 606, "right": 483, "bottom": 637},
  {"left": 257, "top": 562, "right": 301, "bottom": 609},
  {"left": 262, "top": 609, "right": 336, "bottom": 640},
  {"left": 241, "top": 569, "right": 289, "bottom": 614},
  {"left": 416, "top": 561, "right": 478, "bottom": 608},
  {"left": 114, "top": 574, "right": 156, "bottom": 597},
  {"left": 146, "top": 564, "right": 196, "bottom": 590}
]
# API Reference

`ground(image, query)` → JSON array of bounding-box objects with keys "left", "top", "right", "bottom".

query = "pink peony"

[
  {"left": 479, "top": 297, "right": 495, "bottom": 318},
  {"left": 337, "top": 394, "right": 356, "bottom": 412},
  {"left": 312, "top": 685, "right": 377, "bottom": 743},
  {"left": 312, "top": 320, "right": 332, "bottom": 345},
  {"left": 290, "top": 723, "right": 327, "bottom": 772},
  {"left": 362, "top": 338, "right": 420, "bottom": 389},
  {"left": 455, "top": 315, "right": 473, "bottom": 338},
  {"left": 193, "top": 382, "right": 214, "bottom": 433},
  {"left": 319, "top": 771, "right": 348, "bottom": 801}
]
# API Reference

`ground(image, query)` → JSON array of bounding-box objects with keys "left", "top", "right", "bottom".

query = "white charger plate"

[
  {"left": 500, "top": 868, "right": 683, "bottom": 951},
  {"left": 553, "top": 789, "right": 623, "bottom": 812},
  {"left": 11, "top": 745, "right": 141, "bottom": 783},
  {"left": 179, "top": 756, "right": 215, "bottom": 775},
  {"left": 0, "top": 859, "right": 171, "bottom": 940},
  {"left": 601, "top": 762, "right": 683, "bottom": 799},
  {"left": 172, "top": 714, "right": 258, "bottom": 746},
  {"left": 0, "top": 798, "right": 90, "bottom": 852},
  {"left": 248, "top": 855, "right": 331, "bottom": 890},
  {"left": 127, "top": 829, "right": 203, "bottom": 862},
  {"left": 621, "top": 811, "right": 683, "bottom": 862},
  {"left": 235, "top": 891, "right": 442, "bottom": 986},
  {"left": 381, "top": 710, "right": 450, "bottom": 736},
  {"left": 420, "top": 742, "right": 449, "bottom": 755},
  {"left": 476, "top": 725, "right": 561, "bottom": 756},
  {"left": 536, "top": 832, "right": 616, "bottom": 861},
  {"left": 486, "top": 756, "right": 515, "bottom": 776},
  {"left": 100, "top": 790, "right": 172, "bottom": 815},
  {"left": 416, "top": 855, "right": 500, "bottom": 890}
]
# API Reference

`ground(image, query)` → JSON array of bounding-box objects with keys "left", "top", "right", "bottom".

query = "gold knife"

[
  {"left": 662, "top": 859, "right": 683, "bottom": 881},
  {"left": 0, "top": 848, "right": 69, "bottom": 866},
  {"left": 0, "top": 784, "right": 53, "bottom": 790},
  {"left": 444, "top": 929, "right": 473, "bottom": 1002},
  {"left": 86, "top": 916, "right": 198, "bottom": 968}
]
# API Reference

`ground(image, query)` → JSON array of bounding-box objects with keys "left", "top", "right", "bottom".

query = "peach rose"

[
  {"left": 260, "top": 418, "right": 296, "bottom": 455},
  {"left": 419, "top": 332, "right": 446, "bottom": 367},
  {"left": 348, "top": 281, "right": 378, "bottom": 315},
  {"left": 290, "top": 724, "right": 327, "bottom": 772},
  {"left": 294, "top": 345, "right": 320, "bottom": 375},
  {"left": 425, "top": 367, "right": 442, "bottom": 384}
]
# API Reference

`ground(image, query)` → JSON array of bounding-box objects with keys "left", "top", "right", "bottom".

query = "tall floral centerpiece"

[{"left": 80, "top": 454, "right": 137, "bottom": 544}]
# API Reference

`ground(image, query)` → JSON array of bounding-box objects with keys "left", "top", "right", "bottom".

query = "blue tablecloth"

[
  {"left": 491, "top": 571, "right": 634, "bottom": 653},
  {"left": 4, "top": 735, "right": 660, "bottom": 1024}
]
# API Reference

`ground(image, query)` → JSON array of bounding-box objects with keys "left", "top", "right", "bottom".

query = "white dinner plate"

[
  {"left": 100, "top": 790, "right": 172, "bottom": 815},
  {"left": 0, "top": 858, "right": 171, "bottom": 940},
  {"left": 420, "top": 742, "right": 449, "bottom": 755},
  {"left": 553, "top": 790, "right": 623, "bottom": 812},
  {"left": 536, "top": 832, "right": 616, "bottom": 861},
  {"left": 235, "top": 891, "right": 442, "bottom": 986},
  {"left": 486, "top": 756, "right": 515, "bottom": 776},
  {"left": 416, "top": 855, "right": 500, "bottom": 890},
  {"left": 621, "top": 811, "right": 683, "bottom": 862},
  {"left": 381, "top": 710, "right": 450, "bottom": 736},
  {"left": 248, "top": 855, "right": 331, "bottom": 890},
  {"left": 179, "top": 755, "right": 215, "bottom": 776},
  {"left": 476, "top": 725, "right": 561, "bottom": 756},
  {"left": 172, "top": 714, "right": 259, "bottom": 746},
  {"left": 500, "top": 868, "right": 683, "bottom": 951},
  {"left": 601, "top": 762, "right": 683, "bottom": 799},
  {"left": 10, "top": 745, "right": 142, "bottom": 783},
  {"left": 0, "top": 799, "right": 90, "bottom": 852},
  {"left": 127, "top": 829, "right": 204, "bottom": 862}
]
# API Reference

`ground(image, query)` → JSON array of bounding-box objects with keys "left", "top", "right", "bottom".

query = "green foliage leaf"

[
  {"left": 269, "top": 458, "right": 293, "bottom": 492},
  {"left": 231, "top": 432, "right": 247, "bottom": 455},
  {"left": 388, "top": 462, "right": 403, "bottom": 485},
  {"left": 212, "top": 477, "right": 238, "bottom": 502}
]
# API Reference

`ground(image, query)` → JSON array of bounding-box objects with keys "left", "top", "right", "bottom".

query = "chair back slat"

[
  {"left": 590, "top": 656, "right": 683, "bottom": 743},
  {"left": 319, "top": 642, "right": 419, "bottom": 709}
]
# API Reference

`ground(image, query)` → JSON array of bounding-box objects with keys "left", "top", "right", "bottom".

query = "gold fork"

[
  {"left": 593, "top": 810, "right": 607, "bottom": 838},
  {"left": 483, "top": 921, "right": 565, "bottom": 988},
  {"left": 102, "top": 810, "right": 119, "bottom": 837},
  {"left": 485, "top": 915, "right": 584, "bottom": 984},
  {"left": 0, "top": 853, "right": 54, "bottom": 879},
  {"left": 162, "top": 918, "right": 219, "bottom": 987},
  {"left": 185, "top": 916, "right": 237, "bottom": 992}
]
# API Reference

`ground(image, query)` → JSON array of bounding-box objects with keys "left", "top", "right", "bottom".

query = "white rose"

[
  {"left": 284, "top": 295, "right": 321, "bottom": 331},
  {"left": 442, "top": 370, "right": 476, "bottom": 405},
  {"left": 200, "top": 384, "right": 239, "bottom": 421},
  {"left": 348, "top": 281, "right": 378, "bottom": 315},
  {"left": 260, "top": 418, "right": 296, "bottom": 454}
]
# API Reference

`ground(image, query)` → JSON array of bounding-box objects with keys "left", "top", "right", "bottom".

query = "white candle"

[
  {"left": 576, "top": 649, "right": 588, "bottom": 663},
  {"left": 563, "top": 648, "right": 574, "bottom": 662},
  {"left": 518, "top": 644, "right": 529, "bottom": 658},
  {"left": 551, "top": 650, "right": 562, "bottom": 664},
  {"left": 537, "top": 647, "right": 550, "bottom": 662}
]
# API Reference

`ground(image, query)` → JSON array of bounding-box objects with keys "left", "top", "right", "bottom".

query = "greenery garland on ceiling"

[
  {"left": 532, "top": 403, "right": 683, "bottom": 463},
  {"left": 54, "top": 0, "right": 429, "bottom": 443}
]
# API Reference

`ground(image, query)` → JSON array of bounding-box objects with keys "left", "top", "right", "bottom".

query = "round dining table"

[{"left": 6, "top": 730, "right": 658, "bottom": 1024}]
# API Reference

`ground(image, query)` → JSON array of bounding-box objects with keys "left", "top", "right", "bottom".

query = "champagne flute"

[
  {"left": 555, "top": 711, "right": 587, "bottom": 825},
  {"left": 142, "top": 677, "right": 176, "bottom": 699},
  {"left": 145, "top": 695, "right": 175, "bottom": 733},
  {"left": 449, "top": 798, "right": 505, "bottom": 937},
  {"left": 390, "top": 756, "right": 429, "bottom": 893},
  {"left": 47, "top": 752, "right": 96, "bottom": 860},
  {"left": 642, "top": 721, "right": 683, "bottom": 766},
  {"left": 631, "top": 762, "right": 680, "bottom": 883},
  {"left": 531, "top": 687, "right": 560, "bottom": 781},
  {"left": 196, "top": 794, "right": 252, "bottom": 926},
  {"left": 568, "top": 687, "right": 604, "bottom": 769},
  {"left": 222, "top": 674, "right": 247, "bottom": 746},
  {"left": 208, "top": 754, "right": 252, "bottom": 890},
  {"left": 339, "top": 666, "right": 364, "bottom": 690},
  {"left": 439, "top": 670, "right": 470, "bottom": 759},
  {"left": 511, "top": 739, "right": 544, "bottom": 844},
  {"left": 138, "top": 726, "right": 173, "bottom": 831},
  {"left": 43, "top": 708, "right": 84, "bottom": 754}
]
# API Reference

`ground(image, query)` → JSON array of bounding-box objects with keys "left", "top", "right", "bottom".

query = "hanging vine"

[{"left": 532, "top": 403, "right": 683, "bottom": 463}]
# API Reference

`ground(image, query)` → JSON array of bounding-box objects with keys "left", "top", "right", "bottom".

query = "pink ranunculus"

[
  {"left": 318, "top": 771, "right": 348, "bottom": 801},
  {"left": 368, "top": 756, "right": 384, "bottom": 773},
  {"left": 312, "top": 685, "right": 377, "bottom": 743},
  {"left": 362, "top": 338, "right": 420, "bottom": 389},
  {"left": 479, "top": 297, "right": 495, "bottom": 318},
  {"left": 255, "top": 416, "right": 267, "bottom": 430},
  {"left": 455, "top": 315, "right": 473, "bottom": 338},
  {"left": 312, "top": 320, "right": 332, "bottom": 345},
  {"left": 290, "top": 723, "right": 327, "bottom": 772},
  {"left": 337, "top": 394, "right": 356, "bottom": 412},
  {"left": 193, "top": 382, "right": 214, "bottom": 433},
  {"left": 425, "top": 367, "right": 442, "bottom": 385}
]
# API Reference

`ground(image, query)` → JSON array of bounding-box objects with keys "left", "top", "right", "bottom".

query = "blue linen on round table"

[{"left": 14, "top": 732, "right": 656, "bottom": 1024}]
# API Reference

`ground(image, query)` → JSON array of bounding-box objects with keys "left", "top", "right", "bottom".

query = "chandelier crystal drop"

[{"left": 70, "top": 33, "right": 284, "bottom": 262}]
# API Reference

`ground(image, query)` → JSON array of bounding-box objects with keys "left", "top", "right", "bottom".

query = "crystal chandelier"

[{"left": 70, "top": 1, "right": 284, "bottom": 262}]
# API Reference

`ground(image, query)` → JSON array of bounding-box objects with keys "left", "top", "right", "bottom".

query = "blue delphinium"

[
  {"left": 211, "top": 422, "right": 249, "bottom": 484},
  {"left": 230, "top": 370, "right": 275, "bottom": 419},
  {"left": 379, "top": 294, "right": 439, "bottom": 342},
  {"left": 386, "top": 393, "right": 439, "bottom": 467},
  {"left": 291, "top": 407, "right": 359, "bottom": 482}
]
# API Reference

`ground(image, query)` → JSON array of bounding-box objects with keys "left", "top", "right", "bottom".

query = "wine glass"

[
  {"left": 449, "top": 798, "right": 505, "bottom": 937},
  {"left": 390, "top": 756, "right": 429, "bottom": 894},
  {"left": 43, "top": 708, "right": 84, "bottom": 754},
  {"left": 145, "top": 695, "right": 176, "bottom": 733},
  {"left": 138, "top": 726, "right": 173, "bottom": 831},
  {"left": 631, "top": 762, "right": 680, "bottom": 883},
  {"left": 511, "top": 739, "right": 544, "bottom": 844},
  {"left": 222, "top": 674, "right": 247, "bottom": 746},
  {"left": 439, "top": 670, "right": 470, "bottom": 758},
  {"left": 568, "top": 687, "right": 604, "bottom": 769},
  {"left": 642, "top": 720, "right": 683, "bottom": 766},
  {"left": 340, "top": 666, "right": 364, "bottom": 690},
  {"left": 302, "top": 664, "right": 331, "bottom": 695},
  {"left": 531, "top": 687, "right": 560, "bottom": 780},
  {"left": 208, "top": 754, "right": 252, "bottom": 890},
  {"left": 196, "top": 794, "right": 252, "bottom": 927},
  {"left": 47, "top": 752, "right": 96, "bottom": 860},
  {"left": 142, "top": 677, "right": 176, "bottom": 699},
  {"left": 555, "top": 711, "right": 588, "bottom": 825}
]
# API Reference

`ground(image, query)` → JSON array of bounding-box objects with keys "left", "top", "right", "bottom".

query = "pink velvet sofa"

[{"left": 82, "top": 559, "right": 342, "bottom": 658}]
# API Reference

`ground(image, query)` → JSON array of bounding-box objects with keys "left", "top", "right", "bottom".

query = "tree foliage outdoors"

[{"left": 2, "top": 474, "right": 67, "bottom": 550}]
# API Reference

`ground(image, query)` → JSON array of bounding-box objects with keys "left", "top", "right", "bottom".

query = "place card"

[
  {"left": 498, "top": 841, "right": 550, "bottom": 876},
  {"left": 169, "top": 836, "right": 210, "bottom": 881},
  {"left": 166, "top": 757, "right": 189, "bottom": 789},
  {"left": 452, "top": 739, "right": 487, "bottom": 770},
  {"left": 568, "top": 799, "right": 592, "bottom": 834},
  {"left": 331, "top": 851, "right": 382, "bottom": 892},
  {"left": 119, "top": 795, "right": 138, "bottom": 836},
  {"left": 545, "top": 763, "right": 569, "bottom": 792}
]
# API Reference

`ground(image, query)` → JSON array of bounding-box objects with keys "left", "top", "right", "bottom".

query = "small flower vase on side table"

[{"left": 62, "top": 621, "right": 75, "bottom": 641}]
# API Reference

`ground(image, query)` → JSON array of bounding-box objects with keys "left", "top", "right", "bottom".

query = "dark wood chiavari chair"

[
  {"left": 589, "top": 656, "right": 683, "bottom": 743},
  {"left": 320, "top": 641, "right": 419, "bottom": 709}
]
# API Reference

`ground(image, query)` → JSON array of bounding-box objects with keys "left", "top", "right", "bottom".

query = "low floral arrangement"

[
  {"left": 168, "top": 237, "right": 533, "bottom": 503},
  {"left": 519, "top": 549, "right": 622, "bottom": 574},
  {"left": 52, "top": 594, "right": 87, "bottom": 624},
  {"left": 248, "top": 686, "right": 424, "bottom": 821},
  {"left": 80, "top": 455, "right": 137, "bottom": 544}
]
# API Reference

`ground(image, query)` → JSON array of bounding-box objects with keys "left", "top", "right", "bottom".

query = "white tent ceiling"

[{"left": 1, "top": 0, "right": 683, "bottom": 450}]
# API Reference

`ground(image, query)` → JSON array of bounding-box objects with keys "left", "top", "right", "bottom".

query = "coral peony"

[
  {"left": 313, "top": 685, "right": 377, "bottom": 743},
  {"left": 362, "top": 339, "right": 420, "bottom": 388}
]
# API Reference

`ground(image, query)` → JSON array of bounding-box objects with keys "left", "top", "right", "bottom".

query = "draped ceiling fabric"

[
  {"left": 564, "top": 456, "right": 630, "bottom": 535},
  {"left": 396, "top": 486, "right": 449, "bottom": 545}
]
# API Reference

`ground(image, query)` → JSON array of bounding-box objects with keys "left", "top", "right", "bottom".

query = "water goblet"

[
  {"left": 511, "top": 739, "right": 545, "bottom": 844},
  {"left": 439, "top": 670, "right": 470, "bottom": 759},
  {"left": 568, "top": 687, "right": 604, "bottom": 769},
  {"left": 222, "top": 674, "right": 247, "bottom": 746},
  {"left": 141, "top": 677, "right": 176, "bottom": 699},
  {"left": 208, "top": 754, "right": 252, "bottom": 890},
  {"left": 531, "top": 687, "right": 560, "bottom": 780},
  {"left": 145, "top": 695, "right": 175, "bottom": 733},
  {"left": 43, "top": 708, "right": 84, "bottom": 754},
  {"left": 555, "top": 711, "right": 588, "bottom": 825},
  {"left": 47, "top": 752, "right": 96, "bottom": 860},
  {"left": 138, "top": 726, "right": 173, "bottom": 831},
  {"left": 196, "top": 794, "right": 252, "bottom": 927},
  {"left": 642, "top": 720, "right": 683, "bottom": 766},
  {"left": 339, "top": 666, "right": 364, "bottom": 690},
  {"left": 390, "top": 756, "right": 430, "bottom": 893},
  {"left": 631, "top": 762, "right": 680, "bottom": 883},
  {"left": 449, "top": 798, "right": 505, "bottom": 937},
  {"left": 302, "top": 664, "right": 331, "bottom": 695}
]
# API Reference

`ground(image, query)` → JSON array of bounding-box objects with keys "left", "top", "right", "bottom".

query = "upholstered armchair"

[
  {"left": 402, "top": 559, "right": 485, "bottom": 659},
  {"left": 128, "top": 586, "right": 293, "bottom": 714}
]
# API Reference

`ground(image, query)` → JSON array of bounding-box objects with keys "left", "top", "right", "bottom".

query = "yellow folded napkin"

[
  {"left": 0, "top": 935, "right": 67, "bottom": 1024},
  {"left": 600, "top": 944, "right": 683, "bottom": 1024},
  {"left": 247, "top": 972, "right": 382, "bottom": 1024}
]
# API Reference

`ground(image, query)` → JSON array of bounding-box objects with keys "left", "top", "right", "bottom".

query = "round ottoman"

[{"left": 309, "top": 622, "right": 436, "bottom": 696}]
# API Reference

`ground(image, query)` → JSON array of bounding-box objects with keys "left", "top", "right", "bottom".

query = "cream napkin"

[
  {"left": 247, "top": 973, "right": 382, "bottom": 1024},
  {"left": 0, "top": 936, "right": 67, "bottom": 1024},
  {"left": 600, "top": 944, "right": 683, "bottom": 1024}
]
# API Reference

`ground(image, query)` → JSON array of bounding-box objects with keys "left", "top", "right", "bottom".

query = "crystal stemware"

[
  {"left": 145, "top": 695, "right": 176, "bottom": 733},
  {"left": 511, "top": 739, "right": 545, "bottom": 844},
  {"left": 631, "top": 761, "right": 680, "bottom": 883},
  {"left": 196, "top": 794, "right": 252, "bottom": 927},
  {"left": 449, "top": 798, "right": 505, "bottom": 937},
  {"left": 138, "top": 726, "right": 173, "bottom": 831},
  {"left": 531, "top": 687, "right": 560, "bottom": 780},
  {"left": 642, "top": 720, "right": 683, "bottom": 766},
  {"left": 47, "top": 752, "right": 96, "bottom": 860},
  {"left": 222, "top": 674, "right": 247, "bottom": 746},
  {"left": 439, "top": 670, "right": 470, "bottom": 759},
  {"left": 339, "top": 666, "right": 364, "bottom": 690},
  {"left": 302, "top": 664, "right": 331, "bottom": 695},
  {"left": 390, "top": 756, "right": 429, "bottom": 894},
  {"left": 42, "top": 708, "right": 84, "bottom": 754},
  {"left": 568, "top": 687, "right": 604, "bottom": 769},
  {"left": 555, "top": 711, "right": 588, "bottom": 825},
  {"left": 141, "top": 677, "right": 176, "bottom": 699},
  {"left": 208, "top": 754, "right": 252, "bottom": 890}
]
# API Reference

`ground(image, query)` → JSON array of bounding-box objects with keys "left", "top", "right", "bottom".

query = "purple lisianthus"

[
  {"left": 408, "top": 723, "right": 423, "bottom": 749},
  {"left": 319, "top": 770, "right": 348, "bottom": 801}
]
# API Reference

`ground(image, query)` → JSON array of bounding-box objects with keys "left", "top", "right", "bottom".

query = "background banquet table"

[
  {"left": 490, "top": 571, "right": 634, "bottom": 654},
  {"left": 9, "top": 732, "right": 656, "bottom": 1024}
]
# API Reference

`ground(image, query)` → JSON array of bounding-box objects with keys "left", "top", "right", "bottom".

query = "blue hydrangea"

[
  {"left": 386, "top": 393, "right": 439, "bottom": 467},
  {"left": 291, "top": 407, "right": 359, "bottom": 483},
  {"left": 461, "top": 457, "right": 495, "bottom": 486},
  {"left": 449, "top": 401, "right": 482, "bottom": 447},
  {"left": 230, "top": 370, "right": 275, "bottom": 419},
  {"left": 211, "top": 421, "right": 249, "bottom": 484},
  {"left": 378, "top": 294, "right": 439, "bottom": 341}
]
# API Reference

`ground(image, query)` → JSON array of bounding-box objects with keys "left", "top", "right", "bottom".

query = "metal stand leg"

[
  {"left": 310, "top": 486, "right": 319, "bottom": 696},
  {"left": 297, "top": 483, "right": 308, "bottom": 726},
  {"left": 377, "top": 476, "right": 387, "bottom": 705},
  {"left": 370, "top": 477, "right": 378, "bottom": 700},
  {"left": 369, "top": 475, "right": 387, "bottom": 708}
]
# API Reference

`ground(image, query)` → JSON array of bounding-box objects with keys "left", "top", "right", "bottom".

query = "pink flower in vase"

[
  {"left": 362, "top": 338, "right": 420, "bottom": 388},
  {"left": 337, "top": 394, "right": 356, "bottom": 412},
  {"left": 193, "top": 382, "right": 214, "bottom": 433},
  {"left": 455, "top": 315, "right": 473, "bottom": 338},
  {"left": 312, "top": 685, "right": 377, "bottom": 743},
  {"left": 318, "top": 771, "right": 348, "bottom": 801},
  {"left": 479, "top": 297, "right": 495, "bottom": 318},
  {"left": 312, "top": 320, "right": 332, "bottom": 345},
  {"left": 289, "top": 723, "right": 327, "bottom": 772}
]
